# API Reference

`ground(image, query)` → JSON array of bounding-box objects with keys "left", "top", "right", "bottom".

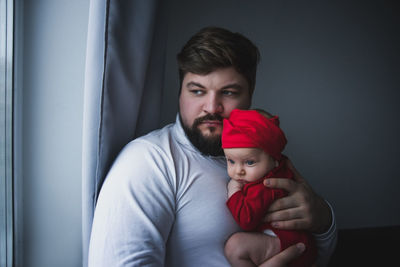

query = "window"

[{"left": 0, "top": 0, "right": 14, "bottom": 266}]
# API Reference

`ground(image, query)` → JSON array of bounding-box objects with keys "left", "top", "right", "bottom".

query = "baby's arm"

[
  {"left": 227, "top": 179, "right": 244, "bottom": 198},
  {"left": 227, "top": 183, "right": 284, "bottom": 231}
]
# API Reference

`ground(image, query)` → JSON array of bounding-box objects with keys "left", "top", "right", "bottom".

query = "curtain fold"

[{"left": 82, "top": 0, "right": 167, "bottom": 265}]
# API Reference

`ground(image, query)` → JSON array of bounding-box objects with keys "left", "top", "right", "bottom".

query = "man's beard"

[{"left": 180, "top": 113, "right": 224, "bottom": 157}]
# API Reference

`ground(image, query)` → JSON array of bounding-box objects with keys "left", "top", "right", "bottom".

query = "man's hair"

[{"left": 177, "top": 27, "right": 260, "bottom": 95}]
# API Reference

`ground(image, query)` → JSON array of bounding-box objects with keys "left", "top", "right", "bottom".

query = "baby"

[{"left": 222, "top": 109, "right": 316, "bottom": 267}]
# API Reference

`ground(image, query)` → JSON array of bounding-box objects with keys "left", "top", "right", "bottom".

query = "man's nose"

[{"left": 204, "top": 94, "right": 223, "bottom": 114}]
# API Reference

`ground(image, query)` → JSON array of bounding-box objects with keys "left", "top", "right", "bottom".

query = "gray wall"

[
  {"left": 161, "top": 0, "right": 400, "bottom": 229},
  {"left": 21, "top": 0, "right": 89, "bottom": 266}
]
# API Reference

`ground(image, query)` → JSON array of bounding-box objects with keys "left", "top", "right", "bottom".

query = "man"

[{"left": 88, "top": 27, "right": 337, "bottom": 266}]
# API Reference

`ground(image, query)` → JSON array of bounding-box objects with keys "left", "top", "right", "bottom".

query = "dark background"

[{"left": 161, "top": 0, "right": 400, "bottom": 231}]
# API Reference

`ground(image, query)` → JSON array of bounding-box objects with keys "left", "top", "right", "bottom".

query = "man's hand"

[
  {"left": 227, "top": 179, "right": 244, "bottom": 198},
  {"left": 258, "top": 243, "right": 305, "bottom": 267},
  {"left": 263, "top": 160, "right": 332, "bottom": 234}
]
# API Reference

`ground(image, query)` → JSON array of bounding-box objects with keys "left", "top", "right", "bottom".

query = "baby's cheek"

[{"left": 227, "top": 168, "right": 234, "bottom": 178}]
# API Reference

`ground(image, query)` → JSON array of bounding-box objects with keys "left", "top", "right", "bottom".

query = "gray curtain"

[{"left": 81, "top": 0, "right": 167, "bottom": 266}]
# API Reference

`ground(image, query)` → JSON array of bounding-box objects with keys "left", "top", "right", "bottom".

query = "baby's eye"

[
  {"left": 227, "top": 159, "right": 235, "bottom": 164},
  {"left": 246, "top": 160, "right": 255, "bottom": 166}
]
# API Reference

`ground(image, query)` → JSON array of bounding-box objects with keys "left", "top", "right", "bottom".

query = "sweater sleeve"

[
  {"left": 88, "top": 140, "right": 176, "bottom": 267},
  {"left": 226, "top": 182, "right": 286, "bottom": 231},
  {"left": 313, "top": 200, "right": 338, "bottom": 267}
]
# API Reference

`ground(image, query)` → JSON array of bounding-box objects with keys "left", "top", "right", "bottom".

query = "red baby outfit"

[{"left": 222, "top": 109, "right": 317, "bottom": 267}]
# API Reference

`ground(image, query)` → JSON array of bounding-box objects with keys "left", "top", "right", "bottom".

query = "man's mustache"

[{"left": 193, "top": 114, "right": 223, "bottom": 127}]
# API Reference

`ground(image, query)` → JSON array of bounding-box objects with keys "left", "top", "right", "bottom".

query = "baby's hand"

[{"left": 227, "top": 179, "right": 244, "bottom": 198}]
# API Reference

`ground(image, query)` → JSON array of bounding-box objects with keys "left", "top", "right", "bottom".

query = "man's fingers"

[
  {"left": 265, "top": 207, "right": 303, "bottom": 223},
  {"left": 269, "top": 219, "right": 309, "bottom": 231},
  {"left": 266, "top": 197, "right": 297, "bottom": 213},
  {"left": 258, "top": 243, "right": 305, "bottom": 267},
  {"left": 264, "top": 178, "right": 297, "bottom": 192}
]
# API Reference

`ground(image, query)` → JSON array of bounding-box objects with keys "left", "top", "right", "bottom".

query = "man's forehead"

[{"left": 182, "top": 69, "right": 249, "bottom": 90}]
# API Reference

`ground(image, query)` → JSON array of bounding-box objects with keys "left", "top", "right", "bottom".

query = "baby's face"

[{"left": 224, "top": 147, "right": 277, "bottom": 183}]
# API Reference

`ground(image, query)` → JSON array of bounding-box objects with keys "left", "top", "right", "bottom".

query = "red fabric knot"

[{"left": 222, "top": 109, "right": 287, "bottom": 160}]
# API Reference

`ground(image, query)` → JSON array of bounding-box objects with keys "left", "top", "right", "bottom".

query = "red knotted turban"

[{"left": 222, "top": 109, "right": 287, "bottom": 160}]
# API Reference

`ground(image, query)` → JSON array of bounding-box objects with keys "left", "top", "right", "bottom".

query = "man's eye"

[
  {"left": 246, "top": 160, "right": 255, "bottom": 166},
  {"left": 222, "top": 90, "right": 237, "bottom": 96},
  {"left": 227, "top": 159, "right": 235, "bottom": 164},
  {"left": 190, "top": 90, "right": 204, "bottom": 95}
]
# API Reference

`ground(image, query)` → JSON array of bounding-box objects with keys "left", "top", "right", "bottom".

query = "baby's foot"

[
  {"left": 260, "top": 234, "right": 281, "bottom": 261},
  {"left": 247, "top": 233, "right": 281, "bottom": 265}
]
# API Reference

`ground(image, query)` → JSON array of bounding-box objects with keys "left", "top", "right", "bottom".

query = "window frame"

[{"left": 0, "top": 0, "right": 14, "bottom": 266}]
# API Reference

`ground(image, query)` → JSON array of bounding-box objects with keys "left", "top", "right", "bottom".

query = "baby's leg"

[{"left": 224, "top": 232, "right": 281, "bottom": 267}]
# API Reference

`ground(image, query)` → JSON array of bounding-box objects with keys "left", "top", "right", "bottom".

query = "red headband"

[{"left": 222, "top": 109, "right": 287, "bottom": 160}]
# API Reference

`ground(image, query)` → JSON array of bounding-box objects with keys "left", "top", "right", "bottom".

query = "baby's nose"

[{"left": 237, "top": 168, "right": 245, "bottom": 175}]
